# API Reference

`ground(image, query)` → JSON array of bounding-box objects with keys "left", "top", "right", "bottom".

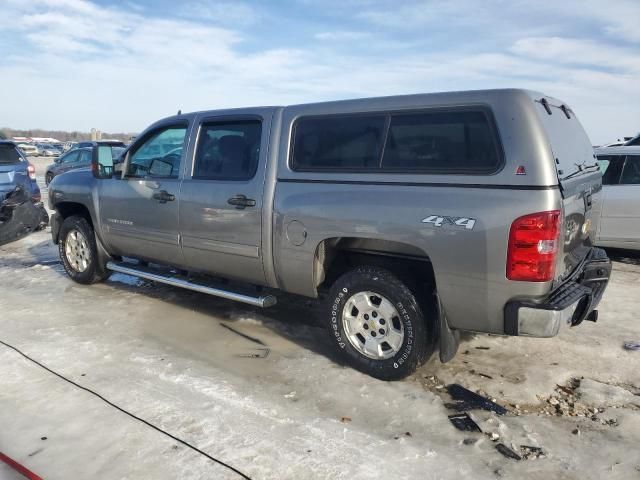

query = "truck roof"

[{"left": 177, "top": 88, "right": 546, "bottom": 120}]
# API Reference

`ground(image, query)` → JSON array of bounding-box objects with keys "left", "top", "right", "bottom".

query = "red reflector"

[{"left": 507, "top": 210, "right": 561, "bottom": 282}]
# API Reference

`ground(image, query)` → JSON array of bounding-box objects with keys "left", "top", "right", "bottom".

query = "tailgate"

[
  {"left": 533, "top": 96, "right": 601, "bottom": 281},
  {"left": 0, "top": 165, "right": 27, "bottom": 186}
]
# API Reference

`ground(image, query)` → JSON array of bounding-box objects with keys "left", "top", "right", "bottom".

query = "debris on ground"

[
  {"left": 237, "top": 348, "right": 270, "bottom": 358},
  {"left": 623, "top": 341, "right": 640, "bottom": 351},
  {"left": 448, "top": 413, "right": 481, "bottom": 432},
  {"left": 0, "top": 186, "right": 48, "bottom": 247},
  {"left": 445, "top": 384, "right": 508, "bottom": 415},
  {"left": 469, "top": 369, "right": 493, "bottom": 379},
  {"left": 520, "top": 445, "right": 545, "bottom": 460},
  {"left": 495, "top": 443, "right": 521, "bottom": 460},
  {"left": 495, "top": 443, "right": 546, "bottom": 461},
  {"left": 340, "top": 416, "right": 351, "bottom": 423}
]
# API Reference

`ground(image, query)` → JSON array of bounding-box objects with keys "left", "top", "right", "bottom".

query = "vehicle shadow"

[
  {"left": 22, "top": 237, "right": 344, "bottom": 365},
  {"left": 23, "top": 237, "right": 475, "bottom": 376},
  {"left": 603, "top": 247, "right": 640, "bottom": 266}
]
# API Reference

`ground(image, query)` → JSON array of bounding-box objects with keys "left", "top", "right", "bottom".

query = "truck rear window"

[
  {"left": 0, "top": 145, "right": 21, "bottom": 164},
  {"left": 291, "top": 108, "right": 502, "bottom": 174}
]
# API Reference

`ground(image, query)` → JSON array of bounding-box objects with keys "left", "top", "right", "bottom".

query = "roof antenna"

[{"left": 177, "top": 109, "right": 182, "bottom": 115}]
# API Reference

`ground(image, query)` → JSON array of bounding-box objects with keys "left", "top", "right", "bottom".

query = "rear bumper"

[{"left": 504, "top": 248, "right": 611, "bottom": 337}]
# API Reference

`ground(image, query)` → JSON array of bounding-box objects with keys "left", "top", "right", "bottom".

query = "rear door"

[
  {"left": 599, "top": 155, "right": 640, "bottom": 248},
  {"left": 534, "top": 97, "right": 602, "bottom": 278},
  {"left": 98, "top": 121, "right": 190, "bottom": 265},
  {"left": 178, "top": 112, "right": 272, "bottom": 285}
]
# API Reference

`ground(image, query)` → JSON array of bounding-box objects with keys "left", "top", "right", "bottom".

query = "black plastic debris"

[
  {"left": 445, "top": 384, "right": 508, "bottom": 415},
  {"left": 0, "top": 186, "right": 48, "bottom": 246},
  {"left": 495, "top": 443, "right": 521, "bottom": 461},
  {"left": 623, "top": 341, "right": 640, "bottom": 351},
  {"left": 448, "top": 413, "right": 481, "bottom": 432}
]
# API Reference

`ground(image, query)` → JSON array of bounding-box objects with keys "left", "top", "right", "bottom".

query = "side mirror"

[{"left": 92, "top": 146, "right": 114, "bottom": 179}]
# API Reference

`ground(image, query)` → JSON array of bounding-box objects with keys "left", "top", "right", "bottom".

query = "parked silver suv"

[{"left": 48, "top": 89, "right": 611, "bottom": 379}]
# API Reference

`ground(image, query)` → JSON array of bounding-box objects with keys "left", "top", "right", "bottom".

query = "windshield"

[{"left": 0, "top": 145, "right": 22, "bottom": 164}]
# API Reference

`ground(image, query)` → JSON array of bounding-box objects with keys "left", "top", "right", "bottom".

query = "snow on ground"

[{"left": 1, "top": 230, "right": 639, "bottom": 480}]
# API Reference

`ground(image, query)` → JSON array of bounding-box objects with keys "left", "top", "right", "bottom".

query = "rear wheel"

[
  {"left": 59, "top": 215, "right": 110, "bottom": 284},
  {"left": 326, "top": 266, "right": 431, "bottom": 380}
]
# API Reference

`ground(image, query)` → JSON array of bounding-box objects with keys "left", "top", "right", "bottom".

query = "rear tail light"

[
  {"left": 27, "top": 163, "right": 36, "bottom": 180},
  {"left": 507, "top": 210, "right": 561, "bottom": 282}
]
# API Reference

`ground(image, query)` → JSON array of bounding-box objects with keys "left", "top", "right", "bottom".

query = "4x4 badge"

[{"left": 422, "top": 215, "right": 476, "bottom": 230}]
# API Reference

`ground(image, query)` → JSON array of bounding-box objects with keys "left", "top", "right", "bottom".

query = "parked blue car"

[{"left": 0, "top": 140, "right": 48, "bottom": 245}]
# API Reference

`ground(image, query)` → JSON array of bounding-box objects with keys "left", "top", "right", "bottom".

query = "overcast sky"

[{"left": 1, "top": 0, "right": 639, "bottom": 143}]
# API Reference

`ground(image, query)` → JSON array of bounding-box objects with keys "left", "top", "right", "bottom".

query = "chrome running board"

[{"left": 106, "top": 261, "right": 277, "bottom": 308}]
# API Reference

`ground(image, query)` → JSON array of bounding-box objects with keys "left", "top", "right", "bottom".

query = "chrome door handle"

[
  {"left": 152, "top": 190, "right": 175, "bottom": 203},
  {"left": 227, "top": 194, "right": 256, "bottom": 209}
]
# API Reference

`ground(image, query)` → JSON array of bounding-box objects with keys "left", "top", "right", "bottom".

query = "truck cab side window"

[
  {"left": 193, "top": 120, "right": 262, "bottom": 180},
  {"left": 127, "top": 126, "right": 187, "bottom": 178}
]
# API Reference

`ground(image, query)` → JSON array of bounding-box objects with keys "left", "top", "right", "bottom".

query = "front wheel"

[
  {"left": 326, "top": 266, "right": 432, "bottom": 380},
  {"left": 59, "top": 215, "right": 110, "bottom": 284}
]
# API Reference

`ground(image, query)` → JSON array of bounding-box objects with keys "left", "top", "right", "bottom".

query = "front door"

[
  {"left": 98, "top": 122, "right": 190, "bottom": 265},
  {"left": 179, "top": 113, "right": 271, "bottom": 285}
]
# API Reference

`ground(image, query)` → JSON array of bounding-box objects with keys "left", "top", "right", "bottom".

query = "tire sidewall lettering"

[{"left": 331, "top": 288, "right": 347, "bottom": 347}]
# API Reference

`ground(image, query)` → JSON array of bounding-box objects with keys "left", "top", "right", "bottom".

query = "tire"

[
  {"left": 58, "top": 215, "right": 110, "bottom": 284},
  {"left": 326, "top": 266, "right": 431, "bottom": 380},
  {"left": 45, "top": 172, "right": 54, "bottom": 185}
]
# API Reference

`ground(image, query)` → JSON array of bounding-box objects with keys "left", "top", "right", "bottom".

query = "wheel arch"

[
  {"left": 313, "top": 236, "right": 459, "bottom": 363},
  {"left": 313, "top": 236, "right": 436, "bottom": 292},
  {"left": 52, "top": 202, "right": 94, "bottom": 244}
]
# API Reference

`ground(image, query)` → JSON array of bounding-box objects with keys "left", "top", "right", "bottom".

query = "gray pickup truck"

[{"left": 48, "top": 89, "right": 611, "bottom": 380}]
